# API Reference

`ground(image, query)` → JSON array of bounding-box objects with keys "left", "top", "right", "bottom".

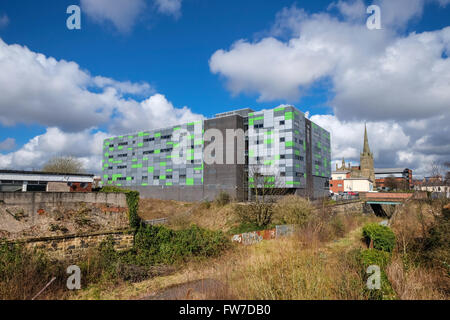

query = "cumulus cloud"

[
  {"left": 0, "top": 138, "right": 15, "bottom": 151},
  {"left": 0, "top": 128, "right": 108, "bottom": 172},
  {"left": 80, "top": 0, "right": 184, "bottom": 32},
  {"left": 210, "top": 0, "right": 450, "bottom": 177},
  {"left": 0, "top": 38, "right": 204, "bottom": 172},
  {"left": 81, "top": 0, "right": 146, "bottom": 33},
  {"left": 154, "top": 0, "right": 182, "bottom": 18},
  {"left": 210, "top": 2, "right": 450, "bottom": 122},
  {"left": 310, "top": 113, "right": 450, "bottom": 178},
  {"left": 0, "top": 13, "right": 9, "bottom": 29}
]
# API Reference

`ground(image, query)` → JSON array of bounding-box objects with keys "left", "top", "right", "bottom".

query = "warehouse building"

[
  {"left": 102, "top": 106, "right": 331, "bottom": 201},
  {"left": 0, "top": 170, "right": 94, "bottom": 192}
]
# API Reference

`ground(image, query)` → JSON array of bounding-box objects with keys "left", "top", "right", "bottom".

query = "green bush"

[
  {"left": 359, "top": 249, "right": 396, "bottom": 300},
  {"left": 362, "top": 223, "right": 396, "bottom": 252},
  {"left": 134, "top": 225, "right": 230, "bottom": 265},
  {"left": 100, "top": 186, "right": 141, "bottom": 229},
  {"left": 360, "top": 248, "right": 392, "bottom": 269}
]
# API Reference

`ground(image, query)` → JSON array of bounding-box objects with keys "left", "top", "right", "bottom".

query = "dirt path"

[{"left": 140, "top": 279, "right": 230, "bottom": 300}]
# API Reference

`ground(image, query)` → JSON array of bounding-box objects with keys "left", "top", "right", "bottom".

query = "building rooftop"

[
  {"left": 375, "top": 168, "right": 410, "bottom": 174},
  {"left": 0, "top": 170, "right": 94, "bottom": 177}
]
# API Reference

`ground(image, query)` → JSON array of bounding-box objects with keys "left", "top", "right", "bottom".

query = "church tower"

[{"left": 360, "top": 124, "right": 376, "bottom": 186}]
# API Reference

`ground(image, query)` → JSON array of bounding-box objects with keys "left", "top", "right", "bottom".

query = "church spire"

[{"left": 363, "top": 123, "right": 371, "bottom": 155}]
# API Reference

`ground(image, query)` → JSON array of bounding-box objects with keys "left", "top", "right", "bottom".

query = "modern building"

[
  {"left": 102, "top": 106, "right": 332, "bottom": 201},
  {"left": 375, "top": 168, "right": 413, "bottom": 190},
  {"left": 0, "top": 170, "right": 94, "bottom": 192}
]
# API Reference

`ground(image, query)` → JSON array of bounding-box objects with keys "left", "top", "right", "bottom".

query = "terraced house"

[{"left": 102, "top": 106, "right": 331, "bottom": 201}]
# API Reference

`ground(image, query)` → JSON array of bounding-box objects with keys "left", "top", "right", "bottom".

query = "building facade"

[
  {"left": 102, "top": 106, "right": 332, "bottom": 201},
  {"left": 0, "top": 170, "right": 94, "bottom": 192},
  {"left": 329, "top": 125, "right": 376, "bottom": 193},
  {"left": 375, "top": 168, "right": 413, "bottom": 190}
]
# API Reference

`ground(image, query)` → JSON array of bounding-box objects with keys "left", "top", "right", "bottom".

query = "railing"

[
  {"left": 331, "top": 194, "right": 360, "bottom": 201},
  {"left": 143, "top": 218, "right": 169, "bottom": 226}
]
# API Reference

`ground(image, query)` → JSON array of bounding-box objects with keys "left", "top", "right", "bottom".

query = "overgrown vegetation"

[
  {"left": 215, "top": 191, "right": 231, "bottom": 207},
  {"left": 0, "top": 242, "right": 67, "bottom": 300},
  {"left": 362, "top": 223, "right": 396, "bottom": 252},
  {"left": 387, "top": 199, "right": 450, "bottom": 299},
  {"left": 100, "top": 186, "right": 141, "bottom": 228}
]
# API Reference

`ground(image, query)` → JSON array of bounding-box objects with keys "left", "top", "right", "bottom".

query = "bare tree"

[
  {"left": 445, "top": 162, "right": 450, "bottom": 186},
  {"left": 384, "top": 175, "right": 398, "bottom": 191},
  {"left": 235, "top": 165, "right": 287, "bottom": 227},
  {"left": 42, "top": 156, "right": 85, "bottom": 174}
]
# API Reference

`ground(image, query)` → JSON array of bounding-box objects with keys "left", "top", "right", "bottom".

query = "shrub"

[
  {"left": 362, "top": 223, "right": 396, "bottom": 252},
  {"left": 215, "top": 191, "right": 231, "bottom": 207},
  {"left": 134, "top": 225, "right": 230, "bottom": 265},
  {"left": 359, "top": 249, "right": 396, "bottom": 300},
  {"left": 234, "top": 202, "right": 274, "bottom": 228},
  {"left": 273, "top": 195, "right": 313, "bottom": 226},
  {"left": 360, "top": 249, "right": 392, "bottom": 269},
  {"left": 100, "top": 186, "right": 140, "bottom": 228},
  {"left": 0, "top": 242, "right": 66, "bottom": 300}
]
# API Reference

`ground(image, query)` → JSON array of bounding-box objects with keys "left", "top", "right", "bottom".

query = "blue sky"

[{"left": 0, "top": 0, "right": 449, "bottom": 176}]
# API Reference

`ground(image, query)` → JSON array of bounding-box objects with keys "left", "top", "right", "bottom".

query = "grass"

[{"left": 72, "top": 210, "right": 379, "bottom": 300}]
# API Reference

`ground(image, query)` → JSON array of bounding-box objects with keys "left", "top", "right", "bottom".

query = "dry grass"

[
  {"left": 386, "top": 257, "right": 448, "bottom": 300},
  {"left": 72, "top": 211, "right": 377, "bottom": 300},
  {"left": 387, "top": 199, "right": 450, "bottom": 300}
]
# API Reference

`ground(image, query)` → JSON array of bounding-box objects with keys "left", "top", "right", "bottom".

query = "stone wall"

[
  {"left": 13, "top": 231, "right": 134, "bottom": 262},
  {"left": 0, "top": 192, "right": 128, "bottom": 240}
]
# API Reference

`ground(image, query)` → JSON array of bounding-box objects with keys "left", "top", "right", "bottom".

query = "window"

[
  {"left": 180, "top": 174, "right": 186, "bottom": 179},
  {"left": 280, "top": 172, "right": 286, "bottom": 177},
  {"left": 118, "top": 154, "right": 128, "bottom": 157},
  {"left": 280, "top": 155, "right": 286, "bottom": 159},
  {"left": 161, "top": 135, "right": 172, "bottom": 140},
  {"left": 254, "top": 124, "right": 264, "bottom": 129},
  {"left": 117, "top": 165, "right": 127, "bottom": 169},
  {"left": 143, "top": 150, "right": 154, "bottom": 155},
  {"left": 144, "top": 138, "right": 155, "bottom": 143},
  {"left": 118, "top": 142, "right": 128, "bottom": 146},
  {"left": 166, "top": 175, "right": 173, "bottom": 179},
  {"left": 153, "top": 176, "right": 160, "bottom": 180},
  {"left": 142, "top": 176, "right": 148, "bottom": 180},
  {"left": 280, "top": 121, "right": 285, "bottom": 125},
  {"left": 280, "top": 137, "right": 285, "bottom": 142}
]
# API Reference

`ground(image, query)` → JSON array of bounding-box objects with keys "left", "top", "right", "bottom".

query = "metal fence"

[
  {"left": 143, "top": 218, "right": 169, "bottom": 226},
  {"left": 331, "top": 194, "right": 360, "bottom": 201}
]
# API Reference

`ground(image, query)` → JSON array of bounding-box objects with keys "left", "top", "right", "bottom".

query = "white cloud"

[
  {"left": 155, "top": 0, "right": 182, "bottom": 18},
  {"left": 210, "top": 3, "right": 450, "bottom": 123},
  {"left": 0, "top": 138, "right": 15, "bottom": 151},
  {"left": 110, "top": 93, "right": 204, "bottom": 135},
  {"left": 81, "top": 0, "right": 146, "bottom": 33},
  {"left": 0, "top": 38, "right": 204, "bottom": 173},
  {"left": 310, "top": 113, "right": 449, "bottom": 178},
  {"left": 0, "top": 13, "right": 9, "bottom": 29},
  {"left": 0, "top": 128, "right": 108, "bottom": 172}
]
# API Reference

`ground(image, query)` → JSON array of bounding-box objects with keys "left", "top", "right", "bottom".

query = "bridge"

[
  {"left": 359, "top": 192, "right": 425, "bottom": 204},
  {"left": 359, "top": 192, "right": 427, "bottom": 217}
]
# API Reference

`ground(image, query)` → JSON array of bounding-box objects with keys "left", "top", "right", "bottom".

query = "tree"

[
  {"left": 235, "top": 165, "right": 287, "bottom": 227},
  {"left": 445, "top": 162, "right": 450, "bottom": 186},
  {"left": 384, "top": 175, "right": 398, "bottom": 191},
  {"left": 42, "top": 156, "right": 85, "bottom": 174}
]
